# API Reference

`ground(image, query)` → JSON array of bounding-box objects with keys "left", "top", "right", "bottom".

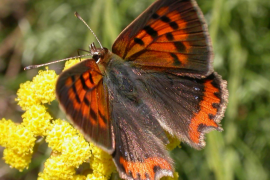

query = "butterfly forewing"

[
  {"left": 56, "top": 59, "right": 114, "bottom": 153},
  {"left": 112, "top": 0, "right": 213, "bottom": 77}
]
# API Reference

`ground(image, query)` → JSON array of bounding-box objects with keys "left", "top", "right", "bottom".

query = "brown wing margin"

[
  {"left": 56, "top": 59, "right": 114, "bottom": 153},
  {"left": 112, "top": 0, "right": 213, "bottom": 78}
]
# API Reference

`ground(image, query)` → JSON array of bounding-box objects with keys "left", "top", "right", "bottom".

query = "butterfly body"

[{"left": 56, "top": 0, "right": 228, "bottom": 179}]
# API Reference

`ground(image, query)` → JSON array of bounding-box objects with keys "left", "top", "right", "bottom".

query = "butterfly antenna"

[
  {"left": 74, "top": 12, "right": 103, "bottom": 49},
  {"left": 24, "top": 53, "right": 91, "bottom": 70}
]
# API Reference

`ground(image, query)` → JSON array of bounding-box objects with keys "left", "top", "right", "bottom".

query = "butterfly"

[{"left": 55, "top": 0, "right": 228, "bottom": 179}]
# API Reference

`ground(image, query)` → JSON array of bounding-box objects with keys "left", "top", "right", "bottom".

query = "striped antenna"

[
  {"left": 24, "top": 53, "right": 91, "bottom": 70},
  {"left": 24, "top": 12, "right": 101, "bottom": 70},
  {"left": 74, "top": 12, "right": 103, "bottom": 49}
]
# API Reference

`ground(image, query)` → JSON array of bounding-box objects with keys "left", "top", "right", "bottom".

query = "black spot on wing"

[
  {"left": 212, "top": 103, "right": 220, "bottom": 109},
  {"left": 134, "top": 38, "right": 145, "bottom": 46},
  {"left": 208, "top": 114, "right": 215, "bottom": 120},
  {"left": 153, "top": 165, "right": 161, "bottom": 173},
  {"left": 152, "top": 13, "right": 159, "bottom": 19},
  {"left": 128, "top": 170, "right": 133, "bottom": 177},
  {"left": 83, "top": 96, "right": 90, "bottom": 106},
  {"left": 160, "top": 15, "right": 179, "bottom": 30},
  {"left": 88, "top": 72, "right": 94, "bottom": 84},
  {"left": 170, "top": 53, "right": 181, "bottom": 66},
  {"left": 214, "top": 92, "right": 221, "bottom": 99},
  {"left": 71, "top": 76, "right": 81, "bottom": 104},
  {"left": 145, "top": 173, "right": 150, "bottom": 179},
  {"left": 209, "top": 74, "right": 219, "bottom": 88},
  {"left": 143, "top": 25, "right": 158, "bottom": 38},
  {"left": 174, "top": 42, "right": 186, "bottom": 52},
  {"left": 80, "top": 75, "right": 89, "bottom": 90},
  {"left": 98, "top": 110, "right": 107, "bottom": 124},
  {"left": 169, "top": 21, "right": 179, "bottom": 30},
  {"left": 197, "top": 123, "right": 206, "bottom": 132},
  {"left": 161, "top": 15, "right": 171, "bottom": 23},
  {"left": 136, "top": 173, "right": 141, "bottom": 179},
  {"left": 166, "top": 33, "right": 174, "bottom": 41},
  {"left": 90, "top": 108, "right": 97, "bottom": 122}
]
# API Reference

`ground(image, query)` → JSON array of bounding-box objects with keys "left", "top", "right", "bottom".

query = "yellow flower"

[
  {"left": 3, "top": 148, "right": 33, "bottom": 171},
  {"left": 6, "top": 125, "right": 35, "bottom": 155},
  {"left": 22, "top": 104, "right": 53, "bottom": 136},
  {"left": 0, "top": 118, "right": 17, "bottom": 147},
  {"left": 0, "top": 119, "right": 36, "bottom": 171},
  {"left": 46, "top": 119, "right": 80, "bottom": 152},
  {"left": 89, "top": 143, "right": 116, "bottom": 178},
  {"left": 16, "top": 69, "right": 57, "bottom": 110},
  {"left": 63, "top": 59, "right": 81, "bottom": 70},
  {"left": 16, "top": 81, "right": 39, "bottom": 110},
  {"left": 86, "top": 172, "right": 108, "bottom": 180},
  {"left": 38, "top": 156, "right": 85, "bottom": 180},
  {"left": 46, "top": 119, "right": 92, "bottom": 167},
  {"left": 32, "top": 69, "right": 58, "bottom": 104}
]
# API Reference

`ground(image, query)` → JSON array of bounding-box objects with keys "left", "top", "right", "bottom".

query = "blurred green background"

[{"left": 0, "top": 0, "right": 270, "bottom": 179}]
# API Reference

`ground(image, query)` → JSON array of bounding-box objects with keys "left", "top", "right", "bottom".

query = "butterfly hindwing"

[
  {"left": 135, "top": 70, "right": 228, "bottom": 149},
  {"left": 112, "top": 0, "right": 213, "bottom": 77},
  {"left": 56, "top": 59, "right": 114, "bottom": 153},
  {"left": 111, "top": 102, "right": 174, "bottom": 180}
]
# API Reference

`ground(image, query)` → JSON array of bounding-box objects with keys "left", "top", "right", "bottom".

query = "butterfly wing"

[
  {"left": 136, "top": 70, "right": 228, "bottom": 149},
  {"left": 111, "top": 99, "right": 174, "bottom": 180},
  {"left": 56, "top": 59, "right": 114, "bottom": 153},
  {"left": 112, "top": 0, "right": 213, "bottom": 77}
]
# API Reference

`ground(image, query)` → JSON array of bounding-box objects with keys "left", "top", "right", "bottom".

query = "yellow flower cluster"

[
  {"left": 0, "top": 118, "right": 35, "bottom": 170},
  {"left": 16, "top": 69, "right": 58, "bottom": 110},
  {"left": 0, "top": 59, "right": 115, "bottom": 179}
]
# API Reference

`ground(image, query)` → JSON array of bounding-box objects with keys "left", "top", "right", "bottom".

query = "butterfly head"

[
  {"left": 88, "top": 43, "right": 112, "bottom": 75},
  {"left": 89, "top": 43, "right": 108, "bottom": 62}
]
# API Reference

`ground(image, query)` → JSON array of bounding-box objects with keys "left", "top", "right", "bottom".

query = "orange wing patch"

[
  {"left": 119, "top": 157, "right": 173, "bottom": 180},
  {"left": 188, "top": 78, "right": 222, "bottom": 144},
  {"left": 95, "top": 81, "right": 109, "bottom": 129},
  {"left": 125, "top": 10, "right": 191, "bottom": 59},
  {"left": 132, "top": 51, "right": 188, "bottom": 67}
]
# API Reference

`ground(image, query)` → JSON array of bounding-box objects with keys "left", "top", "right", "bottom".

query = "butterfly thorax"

[
  {"left": 97, "top": 48, "right": 130, "bottom": 75},
  {"left": 93, "top": 44, "right": 138, "bottom": 99}
]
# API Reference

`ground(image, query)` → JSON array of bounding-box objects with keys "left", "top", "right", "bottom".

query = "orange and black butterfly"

[{"left": 56, "top": 0, "right": 228, "bottom": 179}]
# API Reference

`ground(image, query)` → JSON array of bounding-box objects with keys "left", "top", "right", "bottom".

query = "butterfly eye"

[{"left": 93, "top": 54, "right": 100, "bottom": 61}]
